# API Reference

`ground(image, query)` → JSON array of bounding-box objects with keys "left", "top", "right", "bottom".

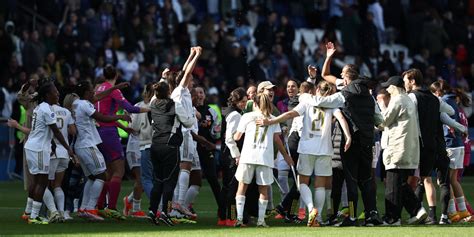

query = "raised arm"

[
  {"left": 179, "top": 47, "right": 202, "bottom": 88},
  {"left": 182, "top": 47, "right": 196, "bottom": 74},
  {"left": 321, "top": 42, "right": 338, "bottom": 85}
]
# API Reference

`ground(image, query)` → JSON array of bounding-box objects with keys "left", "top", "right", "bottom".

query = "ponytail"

[{"left": 254, "top": 93, "right": 273, "bottom": 117}]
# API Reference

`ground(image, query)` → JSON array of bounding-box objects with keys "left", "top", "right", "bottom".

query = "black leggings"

[
  {"left": 218, "top": 151, "right": 239, "bottom": 220},
  {"left": 341, "top": 135, "right": 377, "bottom": 218},
  {"left": 279, "top": 132, "right": 300, "bottom": 213},
  {"left": 331, "top": 167, "right": 346, "bottom": 213},
  {"left": 198, "top": 148, "right": 221, "bottom": 206},
  {"left": 149, "top": 144, "right": 180, "bottom": 214}
]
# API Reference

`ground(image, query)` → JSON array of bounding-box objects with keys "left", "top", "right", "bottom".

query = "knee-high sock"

[
  {"left": 278, "top": 170, "right": 290, "bottom": 198},
  {"left": 53, "top": 187, "right": 65, "bottom": 212},
  {"left": 456, "top": 196, "right": 467, "bottom": 212},
  {"left": 299, "top": 183, "right": 314, "bottom": 211},
  {"left": 258, "top": 199, "right": 269, "bottom": 223},
  {"left": 267, "top": 185, "right": 274, "bottom": 210},
  {"left": 43, "top": 188, "right": 58, "bottom": 212},
  {"left": 25, "top": 197, "right": 33, "bottom": 213},
  {"left": 236, "top": 195, "right": 246, "bottom": 221},
  {"left": 97, "top": 181, "right": 108, "bottom": 209},
  {"left": 81, "top": 179, "right": 93, "bottom": 210},
  {"left": 30, "top": 201, "right": 43, "bottom": 219},
  {"left": 178, "top": 169, "right": 190, "bottom": 205},
  {"left": 314, "top": 187, "right": 325, "bottom": 221},
  {"left": 107, "top": 176, "right": 122, "bottom": 209},
  {"left": 87, "top": 179, "right": 105, "bottom": 210},
  {"left": 448, "top": 199, "right": 456, "bottom": 214},
  {"left": 184, "top": 185, "right": 200, "bottom": 207},
  {"left": 341, "top": 182, "right": 348, "bottom": 207},
  {"left": 325, "top": 189, "right": 332, "bottom": 215}
]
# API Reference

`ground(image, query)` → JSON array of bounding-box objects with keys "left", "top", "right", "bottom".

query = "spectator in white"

[
  {"left": 368, "top": 0, "right": 386, "bottom": 43},
  {"left": 117, "top": 51, "right": 139, "bottom": 82},
  {"left": 378, "top": 76, "right": 426, "bottom": 225},
  {"left": 1, "top": 79, "right": 17, "bottom": 118}
]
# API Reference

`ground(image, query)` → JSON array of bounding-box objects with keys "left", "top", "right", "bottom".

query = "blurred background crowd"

[{"left": 0, "top": 0, "right": 473, "bottom": 178}]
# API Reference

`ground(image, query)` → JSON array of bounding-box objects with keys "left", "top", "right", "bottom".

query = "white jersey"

[
  {"left": 289, "top": 93, "right": 312, "bottom": 136},
  {"left": 25, "top": 102, "right": 57, "bottom": 152},
  {"left": 52, "top": 105, "right": 74, "bottom": 159},
  {"left": 237, "top": 111, "right": 281, "bottom": 168},
  {"left": 73, "top": 99, "right": 102, "bottom": 148},
  {"left": 293, "top": 100, "right": 338, "bottom": 156}
]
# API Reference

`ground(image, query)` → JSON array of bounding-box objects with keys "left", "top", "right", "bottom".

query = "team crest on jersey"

[{"left": 51, "top": 113, "right": 56, "bottom": 118}]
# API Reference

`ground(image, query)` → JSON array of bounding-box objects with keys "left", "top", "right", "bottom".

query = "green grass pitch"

[{"left": 1, "top": 177, "right": 474, "bottom": 236}]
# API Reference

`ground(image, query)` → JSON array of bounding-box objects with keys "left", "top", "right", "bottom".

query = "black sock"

[{"left": 429, "top": 206, "right": 437, "bottom": 219}]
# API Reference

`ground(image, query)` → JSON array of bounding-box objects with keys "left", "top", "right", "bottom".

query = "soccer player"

[
  {"left": 73, "top": 80, "right": 131, "bottom": 221},
  {"left": 23, "top": 82, "right": 74, "bottom": 224},
  {"left": 94, "top": 65, "right": 149, "bottom": 219},
  {"left": 258, "top": 81, "right": 352, "bottom": 227},
  {"left": 47, "top": 102, "right": 76, "bottom": 222},
  {"left": 123, "top": 83, "right": 154, "bottom": 218},
  {"left": 233, "top": 93, "right": 294, "bottom": 228}
]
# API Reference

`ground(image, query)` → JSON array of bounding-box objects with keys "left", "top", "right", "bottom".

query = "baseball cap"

[
  {"left": 257, "top": 81, "right": 275, "bottom": 92},
  {"left": 381, "top": 76, "right": 404, "bottom": 88}
]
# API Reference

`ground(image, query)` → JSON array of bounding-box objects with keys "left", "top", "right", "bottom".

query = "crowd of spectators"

[{"left": 0, "top": 0, "right": 473, "bottom": 123}]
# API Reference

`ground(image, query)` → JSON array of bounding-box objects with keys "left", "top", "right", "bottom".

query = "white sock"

[
  {"left": 184, "top": 185, "right": 200, "bottom": 207},
  {"left": 448, "top": 199, "right": 456, "bottom": 214},
  {"left": 173, "top": 185, "right": 179, "bottom": 202},
  {"left": 314, "top": 187, "right": 325, "bottom": 221},
  {"left": 30, "top": 201, "right": 43, "bottom": 219},
  {"left": 128, "top": 192, "right": 134, "bottom": 203},
  {"left": 236, "top": 195, "right": 246, "bottom": 221},
  {"left": 278, "top": 170, "right": 289, "bottom": 198},
  {"left": 80, "top": 179, "right": 93, "bottom": 210},
  {"left": 456, "top": 196, "right": 467, "bottom": 212},
  {"left": 87, "top": 179, "right": 105, "bottom": 210},
  {"left": 299, "top": 183, "right": 314, "bottom": 211},
  {"left": 25, "top": 197, "right": 33, "bottom": 213},
  {"left": 258, "top": 199, "right": 269, "bottom": 223},
  {"left": 267, "top": 185, "right": 274, "bottom": 210},
  {"left": 73, "top": 199, "right": 79, "bottom": 212},
  {"left": 341, "top": 182, "right": 348, "bottom": 207},
  {"left": 299, "top": 198, "right": 305, "bottom": 209},
  {"left": 178, "top": 169, "right": 190, "bottom": 205},
  {"left": 326, "top": 189, "right": 332, "bottom": 214},
  {"left": 132, "top": 198, "right": 141, "bottom": 212},
  {"left": 43, "top": 188, "right": 58, "bottom": 212},
  {"left": 53, "top": 187, "right": 65, "bottom": 212}
]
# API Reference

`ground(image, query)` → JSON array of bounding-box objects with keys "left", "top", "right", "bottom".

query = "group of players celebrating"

[{"left": 10, "top": 43, "right": 473, "bottom": 228}]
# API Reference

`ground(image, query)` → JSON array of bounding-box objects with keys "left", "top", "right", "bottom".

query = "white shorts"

[
  {"left": 126, "top": 151, "right": 141, "bottom": 169},
  {"left": 297, "top": 154, "right": 332, "bottom": 177},
  {"left": 447, "top": 147, "right": 465, "bottom": 169},
  {"left": 48, "top": 158, "right": 70, "bottom": 180},
  {"left": 275, "top": 152, "right": 290, "bottom": 171},
  {"left": 180, "top": 142, "right": 201, "bottom": 171},
  {"left": 235, "top": 164, "right": 273, "bottom": 186},
  {"left": 25, "top": 149, "right": 51, "bottom": 175},
  {"left": 75, "top": 146, "right": 106, "bottom": 177}
]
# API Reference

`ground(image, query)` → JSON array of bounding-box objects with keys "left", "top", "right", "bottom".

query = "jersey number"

[
  {"left": 254, "top": 125, "right": 269, "bottom": 145},
  {"left": 311, "top": 107, "right": 325, "bottom": 132}
]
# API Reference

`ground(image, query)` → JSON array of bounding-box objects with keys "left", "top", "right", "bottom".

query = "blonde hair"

[
  {"left": 63, "top": 93, "right": 79, "bottom": 112},
  {"left": 317, "top": 81, "right": 335, "bottom": 97},
  {"left": 254, "top": 93, "right": 273, "bottom": 117}
]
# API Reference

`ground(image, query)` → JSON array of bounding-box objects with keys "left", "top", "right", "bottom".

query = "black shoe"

[
  {"left": 439, "top": 217, "right": 451, "bottom": 225},
  {"left": 382, "top": 216, "right": 401, "bottom": 226},
  {"left": 424, "top": 216, "right": 437, "bottom": 225},
  {"left": 335, "top": 217, "right": 356, "bottom": 227},
  {"left": 158, "top": 212, "right": 175, "bottom": 226},
  {"left": 365, "top": 210, "right": 383, "bottom": 226},
  {"left": 275, "top": 204, "right": 287, "bottom": 217},
  {"left": 148, "top": 211, "right": 159, "bottom": 225},
  {"left": 284, "top": 214, "right": 303, "bottom": 224},
  {"left": 324, "top": 214, "right": 339, "bottom": 226}
]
